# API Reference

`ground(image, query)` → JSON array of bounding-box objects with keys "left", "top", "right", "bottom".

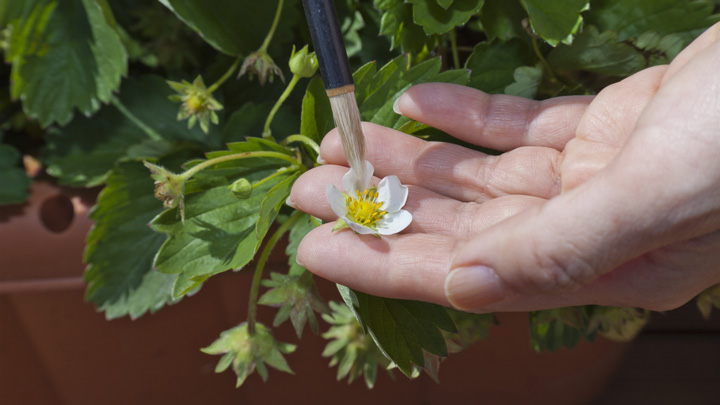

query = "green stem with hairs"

[
  {"left": 263, "top": 74, "right": 301, "bottom": 139},
  {"left": 179, "top": 151, "right": 301, "bottom": 181},
  {"left": 283, "top": 134, "right": 320, "bottom": 155},
  {"left": 251, "top": 165, "right": 299, "bottom": 190},
  {"left": 247, "top": 210, "right": 304, "bottom": 335},
  {"left": 207, "top": 57, "right": 241, "bottom": 93},
  {"left": 259, "top": 0, "right": 285, "bottom": 53}
]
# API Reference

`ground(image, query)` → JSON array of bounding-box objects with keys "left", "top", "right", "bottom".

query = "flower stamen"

[{"left": 345, "top": 187, "right": 386, "bottom": 229}]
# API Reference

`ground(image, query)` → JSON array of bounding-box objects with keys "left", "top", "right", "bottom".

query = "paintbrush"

[{"left": 302, "top": 0, "right": 367, "bottom": 182}]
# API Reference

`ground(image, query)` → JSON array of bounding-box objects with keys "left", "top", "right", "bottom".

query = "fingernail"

[
  {"left": 445, "top": 266, "right": 507, "bottom": 311},
  {"left": 285, "top": 196, "right": 297, "bottom": 208},
  {"left": 392, "top": 95, "right": 404, "bottom": 115},
  {"left": 295, "top": 256, "right": 305, "bottom": 268},
  {"left": 316, "top": 155, "right": 326, "bottom": 165}
]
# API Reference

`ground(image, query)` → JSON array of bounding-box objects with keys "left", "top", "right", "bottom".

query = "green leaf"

[
  {"left": 547, "top": 26, "right": 647, "bottom": 76},
  {"left": 338, "top": 285, "right": 457, "bottom": 376},
  {"left": 465, "top": 39, "right": 534, "bottom": 93},
  {"left": 5, "top": 0, "right": 127, "bottom": 126},
  {"left": 631, "top": 31, "right": 686, "bottom": 67},
  {"left": 408, "top": 0, "right": 484, "bottom": 35},
  {"left": 285, "top": 213, "right": 320, "bottom": 276},
  {"left": 256, "top": 172, "right": 299, "bottom": 239},
  {"left": 479, "top": 0, "right": 527, "bottom": 41},
  {"left": 584, "top": 0, "right": 716, "bottom": 41},
  {"left": 150, "top": 142, "right": 294, "bottom": 298},
  {"left": 202, "top": 322, "right": 296, "bottom": 387},
  {"left": 521, "top": 0, "right": 589, "bottom": 46},
  {"left": 300, "top": 56, "right": 470, "bottom": 144},
  {"left": 375, "top": 0, "right": 437, "bottom": 54},
  {"left": 0, "top": 143, "right": 31, "bottom": 205},
  {"left": 356, "top": 56, "right": 470, "bottom": 130},
  {"left": 300, "top": 76, "right": 333, "bottom": 144},
  {"left": 159, "top": 0, "right": 298, "bottom": 56},
  {"left": 84, "top": 160, "right": 177, "bottom": 320},
  {"left": 42, "top": 75, "right": 212, "bottom": 187},
  {"left": 504, "top": 65, "right": 542, "bottom": 98}
]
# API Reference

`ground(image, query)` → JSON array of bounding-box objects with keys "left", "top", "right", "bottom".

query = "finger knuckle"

[{"left": 524, "top": 238, "right": 598, "bottom": 294}]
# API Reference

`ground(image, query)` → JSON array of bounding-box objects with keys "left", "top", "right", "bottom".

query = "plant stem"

[
  {"left": 207, "top": 57, "right": 241, "bottom": 93},
  {"left": 259, "top": 0, "right": 285, "bottom": 53},
  {"left": 111, "top": 96, "right": 164, "bottom": 142},
  {"left": 283, "top": 134, "right": 320, "bottom": 155},
  {"left": 532, "top": 37, "right": 559, "bottom": 84},
  {"left": 179, "top": 151, "right": 301, "bottom": 181},
  {"left": 251, "top": 166, "right": 298, "bottom": 190},
  {"left": 449, "top": 29, "right": 461, "bottom": 69},
  {"left": 247, "top": 210, "right": 304, "bottom": 335},
  {"left": 263, "top": 74, "right": 300, "bottom": 139}
]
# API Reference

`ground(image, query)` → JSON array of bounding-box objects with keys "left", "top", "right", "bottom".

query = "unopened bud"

[
  {"left": 289, "top": 45, "right": 318, "bottom": 78},
  {"left": 229, "top": 178, "right": 253, "bottom": 199}
]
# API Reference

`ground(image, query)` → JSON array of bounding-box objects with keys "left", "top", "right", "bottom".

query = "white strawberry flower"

[{"left": 326, "top": 160, "right": 412, "bottom": 236}]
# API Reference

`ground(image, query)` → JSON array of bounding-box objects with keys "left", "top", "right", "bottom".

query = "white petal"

[
  {"left": 326, "top": 183, "right": 348, "bottom": 218},
  {"left": 377, "top": 175, "right": 408, "bottom": 213},
  {"left": 376, "top": 210, "right": 412, "bottom": 235},
  {"left": 342, "top": 160, "right": 375, "bottom": 193},
  {"left": 346, "top": 218, "right": 379, "bottom": 235}
]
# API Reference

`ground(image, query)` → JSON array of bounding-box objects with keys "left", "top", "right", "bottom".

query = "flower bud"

[
  {"left": 229, "top": 178, "right": 253, "bottom": 199},
  {"left": 289, "top": 45, "right": 318, "bottom": 78}
]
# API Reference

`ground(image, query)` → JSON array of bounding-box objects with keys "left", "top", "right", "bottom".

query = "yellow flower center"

[
  {"left": 186, "top": 94, "right": 205, "bottom": 114},
  {"left": 346, "top": 188, "right": 387, "bottom": 228}
]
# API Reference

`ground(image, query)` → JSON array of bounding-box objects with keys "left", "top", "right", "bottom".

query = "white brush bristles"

[{"left": 329, "top": 91, "right": 367, "bottom": 182}]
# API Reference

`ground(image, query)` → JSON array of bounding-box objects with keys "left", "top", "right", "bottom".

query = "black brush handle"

[{"left": 302, "top": 0, "right": 354, "bottom": 92}]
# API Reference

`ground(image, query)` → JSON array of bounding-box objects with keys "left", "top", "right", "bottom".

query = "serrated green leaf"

[
  {"left": 584, "top": 0, "right": 716, "bottom": 41},
  {"left": 465, "top": 38, "right": 534, "bottom": 93},
  {"left": 408, "top": 0, "right": 484, "bottom": 35},
  {"left": 357, "top": 56, "right": 470, "bottom": 129},
  {"left": 0, "top": 143, "right": 31, "bottom": 205},
  {"left": 42, "top": 75, "right": 213, "bottom": 187},
  {"left": 338, "top": 285, "right": 456, "bottom": 376},
  {"left": 300, "top": 76, "right": 333, "bottom": 144},
  {"left": 631, "top": 31, "right": 686, "bottom": 67},
  {"left": 479, "top": 0, "right": 526, "bottom": 41},
  {"left": 504, "top": 65, "right": 542, "bottom": 98},
  {"left": 6, "top": 0, "right": 127, "bottom": 126},
  {"left": 256, "top": 172, "right": 298, "bottom": 239},
  {"left": 547, "top": 25, "right": 647, "bottom": 76},
  {"left": 150, "top": 144, "right": 294, "bottom": 297},
  {"left": 300, "top": 55, "right": 470, "bottom": 145},
  {"left": 159, "top": 0, "right": 298, "bottom": 56},
  {"left": 521, "top": 0, "right": 589, "bottom": 46},
  {"left": 84, "top": 160, "right": 177, "bottom": 320},
  {"left": 375, "top": 0, "right": 436, "bottom": 53}
]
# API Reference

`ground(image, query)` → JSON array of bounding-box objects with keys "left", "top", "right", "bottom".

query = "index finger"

[{"left": 395, "top": 83, "right": 593, "bottom": 151}]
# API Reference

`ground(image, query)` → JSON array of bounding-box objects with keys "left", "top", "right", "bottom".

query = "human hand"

[{"left": 287, "top": 23, "right": 720, "bottom": 312}]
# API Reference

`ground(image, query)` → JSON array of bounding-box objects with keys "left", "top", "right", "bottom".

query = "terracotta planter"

[{"left": 0, "top": 182, "right": 629, "bottom": 405}]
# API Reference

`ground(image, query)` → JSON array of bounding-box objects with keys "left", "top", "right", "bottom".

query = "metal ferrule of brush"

[{"left": 302, "top": 0, "right": 354, "bottom": 96}]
